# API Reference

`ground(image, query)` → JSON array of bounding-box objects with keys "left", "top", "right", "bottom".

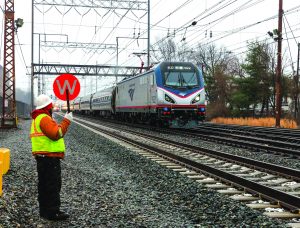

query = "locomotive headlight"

[
  {"left": 165, "top": 94, "right": 175, "bottom": 103},
  {"left": 191, "top": 94, "right": 201, "bottom": 104},
  {"left": 199, "top": 107, "right": 206, "bottom": 112}
]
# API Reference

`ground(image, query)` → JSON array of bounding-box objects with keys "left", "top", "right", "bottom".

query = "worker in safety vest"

[{"left": 30, "top": 94, "right": 73, "bottom": 221}]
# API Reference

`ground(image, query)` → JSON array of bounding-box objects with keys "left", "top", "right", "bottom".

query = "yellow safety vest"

[{"left": 30, "top": 113, "right": 65, "bottom": 153}]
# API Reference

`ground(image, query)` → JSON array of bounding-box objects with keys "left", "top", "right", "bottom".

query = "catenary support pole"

[
  {"left": 147, "top": 0, "right": 150, "bottom": 68},
  {"left": 31, "top": 0, "right": 34, "bottom": 110},
  {"left": 1, "top": 0, "right": 17, "bottom": 128}
]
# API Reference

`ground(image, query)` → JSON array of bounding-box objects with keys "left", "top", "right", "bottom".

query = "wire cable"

[
  {"left": 118, "top": 0, "right": 243, "bottom": 66},
  {"left": 186, "top": 4, "right": 300, "bottom": 53},
  {"left": 179, "top": 0, "right": 265, "bottom": 46},
  {"left": 82, "top": 8, "right": 132, "bottom": 65},
  {"left": 16, "top": 32, "right": 30, "bottom": 75},
  {"left": 283, "top": 13, "right": 299, "bottom": 46},
  {"left": 283, "top": 16, "right": 294, "bottom": 73}
]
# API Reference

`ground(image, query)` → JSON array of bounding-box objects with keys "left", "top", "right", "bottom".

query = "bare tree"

[
  {"left": 154, "top": 38, "right": 194, "bottom": 62},
  {"left": 156, "top": 38, "right": 177, "bottom": 61},
  {"left": 190, "top": 43, "right": 240, "bottom": 117}
]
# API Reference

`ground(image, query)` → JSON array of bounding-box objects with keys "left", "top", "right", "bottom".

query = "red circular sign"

[{"left": 53, "top": 73, "right": 80, "bottom": 101}]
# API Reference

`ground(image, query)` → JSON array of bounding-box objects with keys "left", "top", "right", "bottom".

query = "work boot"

[{"left": 41, "top": 211, "right": 69, "bottom": 221}]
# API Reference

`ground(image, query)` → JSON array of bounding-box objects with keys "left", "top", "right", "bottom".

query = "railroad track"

[
  {"left": 202, "top": 122, "right": 300, "bottom": 139},
  {"left": 178, "top": 127, "right": 300, "bottom": 158},
  {"left": 195, "top": 122, "right": 300, "bottom": 143},
  {"left": 62, "top": 114, "right": 300, "bottom": 226},
  {"left": 72, "top": 113, "right": 300, "bottom": 158}
]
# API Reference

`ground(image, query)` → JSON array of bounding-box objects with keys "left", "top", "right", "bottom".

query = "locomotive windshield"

[
  {"left": 162, "top": 64, "right": 200, "bottom": 89},
  {"left": 164, "top": 72, "right": 198, "bottom": 88}
]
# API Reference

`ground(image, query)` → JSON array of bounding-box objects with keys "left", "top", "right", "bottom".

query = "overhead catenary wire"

[
  {"left": 35, "top": 0, "right": 253, "bottom": 68},
  {"left": 218, "top": 20, "right": 300, "bottom": 53},
  {"left": 67, "top": 15, "right": 84, "bottom": 64},
  {"left": 104, "top": 0, "right": 235, "bottom": 65},
  {"left": 283, "top": 13, "right": 299, "bottom": 46},
  {"left": 32, "top": 1, "right": 300, "bottom": 68},
  {"left": 78, "top": 4, "right": 129, "bottom": 64},
  {"left": 100, "top": 0, "right": 198, "bottom": 66},
  {"left": 82, "top": 7, "right": 133, "bottom": 65},
  {"left": 16, "top": 33, "right": 30, "bottom": 75},
  {"left": 121, "top": 2, "right": 300, "bottom": 69},
  {"left": 283, "top": 15, "right": 294, "bottom": 73},
  {"left": 152, "top": 4, "right": 300, "bottom": 68},
  {"left": 30, "top": 0, "right": 300, "bottom": 96},
  {"left": 177, "top": 0, "right": 265, "bottom": 46},
  {"left": 119, "top": 0, "right": 264, "bottom": 66},
  {"left": 149, "top": 0, "right": 240, "bottom": 49},
  {"left": 196, "top": 4, "right": 300, "bottom": 46},
  {"left": 189, "top": 5, "right": 300, "bottom": 62},
  {"left": 118, "top": 1, "right": 299, "bottom": 75}
]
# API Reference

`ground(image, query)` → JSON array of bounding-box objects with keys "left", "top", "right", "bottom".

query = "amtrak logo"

[
  {"left": 128, "top": 88, "right": 135, "bottom": 101},
  {"left": 179, "top": 92, "right": 186, "bottom": 96}
]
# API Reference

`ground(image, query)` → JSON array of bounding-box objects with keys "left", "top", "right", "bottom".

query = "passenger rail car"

[
  {"left": 72, "top": 62, "right": 206, "bottom": 128},
  {"left": 80, "top": 94, "right": 93, "bottom": 114},
  {"left": 73, "top": 97, "right": 81, "bottom": 112},
  {"left": 91, "top": 87, "right": 114, "bottom": 117}
]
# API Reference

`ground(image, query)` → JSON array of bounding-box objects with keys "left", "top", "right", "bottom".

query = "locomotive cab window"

[
  {"left": 164, "top": 71, "right": 198, "bottom": 88},
  {"left": 162, "top": 64, "right": 200, "bottom": 90}
]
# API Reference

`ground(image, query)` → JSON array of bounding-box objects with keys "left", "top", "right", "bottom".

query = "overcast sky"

[{"left": 1, "top": 0, "right": 300, "bottom": 99}]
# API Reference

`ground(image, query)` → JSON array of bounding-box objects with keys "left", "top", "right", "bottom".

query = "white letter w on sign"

[{"left": 56, "top": 80, "right": 77, "bottom": 95}]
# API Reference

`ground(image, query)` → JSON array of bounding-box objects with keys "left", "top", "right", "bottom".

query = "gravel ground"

[{"left": 0, "top": 117, "right": 289, "bottom": 227}]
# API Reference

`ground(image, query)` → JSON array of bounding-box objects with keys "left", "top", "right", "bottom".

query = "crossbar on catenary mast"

[{"left": 32, "top": 63, "right": 145, "bottom": 77}]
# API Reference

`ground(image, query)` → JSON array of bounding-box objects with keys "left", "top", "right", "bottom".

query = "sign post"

[
  {"left": 53, "top": 73, "right": 80, "bottom": 112},
  {"left": 66, "top": 89, "right": 70, "bottom": 113}
]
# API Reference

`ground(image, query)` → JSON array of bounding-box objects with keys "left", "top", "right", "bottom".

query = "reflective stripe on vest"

[{"left": 31, "top": 113, "right": 65, "bottom": 153}]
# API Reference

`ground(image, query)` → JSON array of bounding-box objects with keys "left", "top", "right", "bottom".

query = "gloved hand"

[{"left": 64, "top": 112, "right": 73, "bottom": 122}]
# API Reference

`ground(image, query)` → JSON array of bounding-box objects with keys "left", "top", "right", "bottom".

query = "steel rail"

[
  {"left": 171, "top": 128, "right": 300, "bottom": 158},
  {"left": 203, "top": 122, "right": 300, "bottom": 136},
  {"left": 198, "top": 125, "right": 300, "bottom": 143}
]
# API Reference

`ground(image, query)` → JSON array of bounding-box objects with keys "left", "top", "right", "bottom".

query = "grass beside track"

[{"left": 211, "top": 117, "right": 298, "bottom": 129}]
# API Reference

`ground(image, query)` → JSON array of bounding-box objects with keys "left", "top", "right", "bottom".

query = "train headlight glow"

[
  {"left": 191, "top": 94, "right": 200, "bottom": 104},
  {"left": 165, "top": 94, "right": 175, "bottom": 103}
]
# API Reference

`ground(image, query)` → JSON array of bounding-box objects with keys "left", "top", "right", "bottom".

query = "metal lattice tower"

[{"left": 1, "top": 0, "right": 16, "bottom": 128}]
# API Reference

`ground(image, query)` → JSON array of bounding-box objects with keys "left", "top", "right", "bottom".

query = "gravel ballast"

[{"left": 0, "top": 118, "right": 289, "bottom": 227}]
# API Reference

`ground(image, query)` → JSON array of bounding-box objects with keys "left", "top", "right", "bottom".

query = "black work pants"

[{"left": 36, "top": 156, "right": 61, "bottom": 215}]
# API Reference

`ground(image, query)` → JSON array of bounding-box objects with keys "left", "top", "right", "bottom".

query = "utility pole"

[
  {"left": 295, "top": 43, "right": 300, "bottom": 121},
  {"left": 275, "top": 0, "right": 283, "bottom": 128},
  {"left": 116, "top": 37, "right": 119, "bottom": 84}
]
